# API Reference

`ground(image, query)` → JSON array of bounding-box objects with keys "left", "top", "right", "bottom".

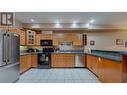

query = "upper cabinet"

[
  {"left": 36, "top": 34, "right": 42, "bottom": 46},
  {"left": 53, "top": 33, "right": 84, "bottom": 46},
  {"left": 26, "top": 30, "right": 36, "bottom": 46},
  {"left": 19, "top": 29, "right": 26, "bottom": 46},
  {"left": 9, "top": 28, "right": 26, "bottom": 46},
  {"left": 73, "top": 34, "right": 83, "bottom": 46},
  {"left": 36, "top": 34, "right": 53, "bottom": 46},
  {"left": 42, "top": 34, "right": 53, "bottom": 40}
]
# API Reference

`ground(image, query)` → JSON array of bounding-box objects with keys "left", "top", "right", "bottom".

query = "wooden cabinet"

[
  {"left": 20, "top": 55, "right": 27, "bottom": 74},
  {"left": 9, "top": 28, "right": 26, "bottom": 45},
  {"left": 20, "top": 54, "right": 38, "bottom": 74},
  {"left": 20, "top": 55, "right": 31, "bottom": 73},
  {"left": 20, "top": 55, "right": 31, "bottom": 74},
  {"left": 26, "top": 55, "right": 31, "bottom": 69},
  {"left": 102, "top": 58, "right": 122, "bottom": 83},
  {"left": 73, "top": 34, "right": 82, "bottom": 45},
  {"left": 36, "top": 34, "right": 42, "bottom": 45},
  {"left": 31, "top": 54, "right": 38, "bottom": 68},
  {"left": 36, "top": 34, "right": 53, "bottom": 45},
  {"left": 65, "top": 54, "right": 75, "bottom": 67},
  {"left": 42, "top": 34, "right": 53, "bottom": 40},
  {"left": 53, "top": 33, "right": 83, "bottom": 46},
  {"left": 26, "top": 30, "right": 36, "bottom": 46},
  {"left": 19, "top": 29, "right": 26, "bottom": 45},
  {"left": 51, "top": 54, "right": 75, "bottom": 68},
  {"left": 86, "top": 54, "right": 122, "bottom": 83},
  {"left": 53, "top": 34, "right": 60, "bottom": 45}
]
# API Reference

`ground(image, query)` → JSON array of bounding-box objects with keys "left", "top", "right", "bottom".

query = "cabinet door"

[
  {"left": 19, "top": 30, "right": 26, "bottom": 45},
  {"left": 73, "top": 34, "right": 82, "bottom": 45},
  {"left": 31, "top": 54, "right": 38, "bottom": 68},
  {"left": 65, "top": 54, "right": 75, "bottom": 67},
  {"left": 92, "top": 56, "right": 99, "bottom": 76},
  {"left": 42, "top": 34, "right": 53, "bottom": 40},
  {"left": 51, "top": 54, "right": 60, "bottom": 67},
  {"left": 51, "top": 54, "right": 66, "bottom": 67},
  {"left": 87, "top": 55, "right": 92, "bottom": 71},
  {"left": 26, "top": 30, "right": 36, "bottom": 46},
  {"left": 36, "top": 34, "right": 42, "bottom": 45},
  {"left": 53, "top": 34, "right": 60, "bottom": 45},
  {"left": 102, "top": 58, "right": 122, "bottom": 83},
  {"left": 26, "top": 55, "right": 31, "bottom": 69},
  {"left": 20, "top": 56, "right": 27, "bottom": 74}
]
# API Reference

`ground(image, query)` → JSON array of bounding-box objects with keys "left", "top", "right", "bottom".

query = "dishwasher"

[{"left": 75, "top": 54, "right": 85, "bottom": 67}]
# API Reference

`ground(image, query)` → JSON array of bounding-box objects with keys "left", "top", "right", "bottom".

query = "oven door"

[{"left": 38, "top": 54, "right": 51, "bottom": 65}]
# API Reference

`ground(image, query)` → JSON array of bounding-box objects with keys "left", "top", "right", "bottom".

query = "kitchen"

[{"left": 1, "top": 12, "right": 127, "bottom": 83}]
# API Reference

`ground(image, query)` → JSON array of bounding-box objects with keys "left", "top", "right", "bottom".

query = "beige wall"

[{"left": 85, "top": 30, "right": 127, "bottom": 51}]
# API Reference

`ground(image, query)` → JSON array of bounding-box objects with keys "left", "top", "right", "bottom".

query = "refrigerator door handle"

[
  {"left": 7, "top": 34, "right": 10, "bottom": 63},
  {"left": 3, "top": 33, "right": 7, "bottom": 63}
]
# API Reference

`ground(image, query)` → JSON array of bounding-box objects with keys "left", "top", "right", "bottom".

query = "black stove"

[{"left": 38, "top": 48, "right": 54, "bottom": 69}]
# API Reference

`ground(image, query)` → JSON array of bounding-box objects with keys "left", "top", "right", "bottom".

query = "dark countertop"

[
  {"left": 20, "top": 50, "right": 127, "bottom": 62},
  {"left": 52, "top": 51, "right": 84, "bottom": 54},
  {"left": 86, "top": 50, "right": 127, "bottom": 62},
  {"left": 87, "top": 52, "right": 121, "bottom": 62},
  {"left": 20, "top": 52, "right": 42, "bottom": 56},
  {"left": 119, "top": 51, "right": 127, "bottom": 55}
]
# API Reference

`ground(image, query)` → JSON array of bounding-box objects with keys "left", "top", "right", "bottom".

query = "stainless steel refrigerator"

[{"left": 0, "top": 29, "right": 20, "bottom": 83}]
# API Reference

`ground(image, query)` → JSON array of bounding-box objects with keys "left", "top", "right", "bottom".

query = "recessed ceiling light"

[
  {"left": 55, "top": 21, "right": 61, "bottom": 28},
  {"left": 30, "top": 19, "right": 34, "bottom": 22},
  {"left": 73, "top": 21, "right": 77, "bottom": 24},
  {"left": 86, "top": 23, "right": 90, "bottom": 28},
  {"left": 90, "top": 19, "right": 95, "bottom": 23},
  {"left": 56, "top": 21, "right": 60, "bottom": 24},
  {"left": 72, "top": 21, "right": 77, "bottom": 27}
]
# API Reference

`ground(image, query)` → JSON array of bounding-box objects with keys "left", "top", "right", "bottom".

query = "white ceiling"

[{"left": 15, "top": 12, "right": 127, "bottom": 26}]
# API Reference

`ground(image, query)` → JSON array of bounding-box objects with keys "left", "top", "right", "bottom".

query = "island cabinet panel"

[
  {"left": 31, "top": 54, "right": 38, "bottom": 68},
  {"left": 122, "top": 55, "right": 127, "bottom": 83},
  {"left": 86, "top": 54, "right": 122, "bottom": 83},
  {"left": 102, "top": 58, "right": 122, "bottom": 83},
  {"left": 51, "top": 54, "right": 75, "bottom": 68}
]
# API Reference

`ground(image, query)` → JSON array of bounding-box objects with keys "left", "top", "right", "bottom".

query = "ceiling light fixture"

[
  {"left": 55, "top": 21, "right": 61, "bottom": 28},
  {"left": 86, "top": 23, "right": 90, "bottom": 28},
  {"left": 72, "top": 21, "right": 77, "bottom": 28},
  {"left": 30, "top": 19, "right": 34, "bottom": 22},
  {"left": 90, "top": 19, "right": 95, "bottom": 23}
]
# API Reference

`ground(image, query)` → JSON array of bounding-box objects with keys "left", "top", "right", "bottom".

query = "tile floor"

[{"left": 17, "top": 68, "right": 100, "bottom": 83}]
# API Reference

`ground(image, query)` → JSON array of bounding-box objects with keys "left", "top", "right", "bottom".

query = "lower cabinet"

[
  {"left": 20, "top": 54, "right": 38, "bottom": 74},
  {"left": 20, "top": 55, "right": 31, "bottom": 74},
  {"left": 51, "top": 54, "right": 75, "bottom": 68},
  {"left": 86, "top": 54, "right": 122, "bottom": 83},
  {"left": 31, "top": 54, "right": 38, "bottom": 68}
]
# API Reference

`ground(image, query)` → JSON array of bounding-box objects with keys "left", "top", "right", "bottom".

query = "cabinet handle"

[{"left": 98, "top": 57, "right": 101, "bottom": 62}]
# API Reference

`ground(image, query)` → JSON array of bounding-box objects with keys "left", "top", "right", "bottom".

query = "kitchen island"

[{"left": 86, "top": 50, "right": 127, "bottom": 83}]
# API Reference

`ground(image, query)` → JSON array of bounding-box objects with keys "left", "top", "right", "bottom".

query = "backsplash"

[
  {"left": 57, "top": 45, "right": 84, "bottom": 51},
  {"left": 20, "top": 46, "right": 28, "bottom": 53}
]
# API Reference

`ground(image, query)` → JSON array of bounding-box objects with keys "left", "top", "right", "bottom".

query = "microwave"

[{"left": 40, "top": 40, "right": 53, "bottom": 46}]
